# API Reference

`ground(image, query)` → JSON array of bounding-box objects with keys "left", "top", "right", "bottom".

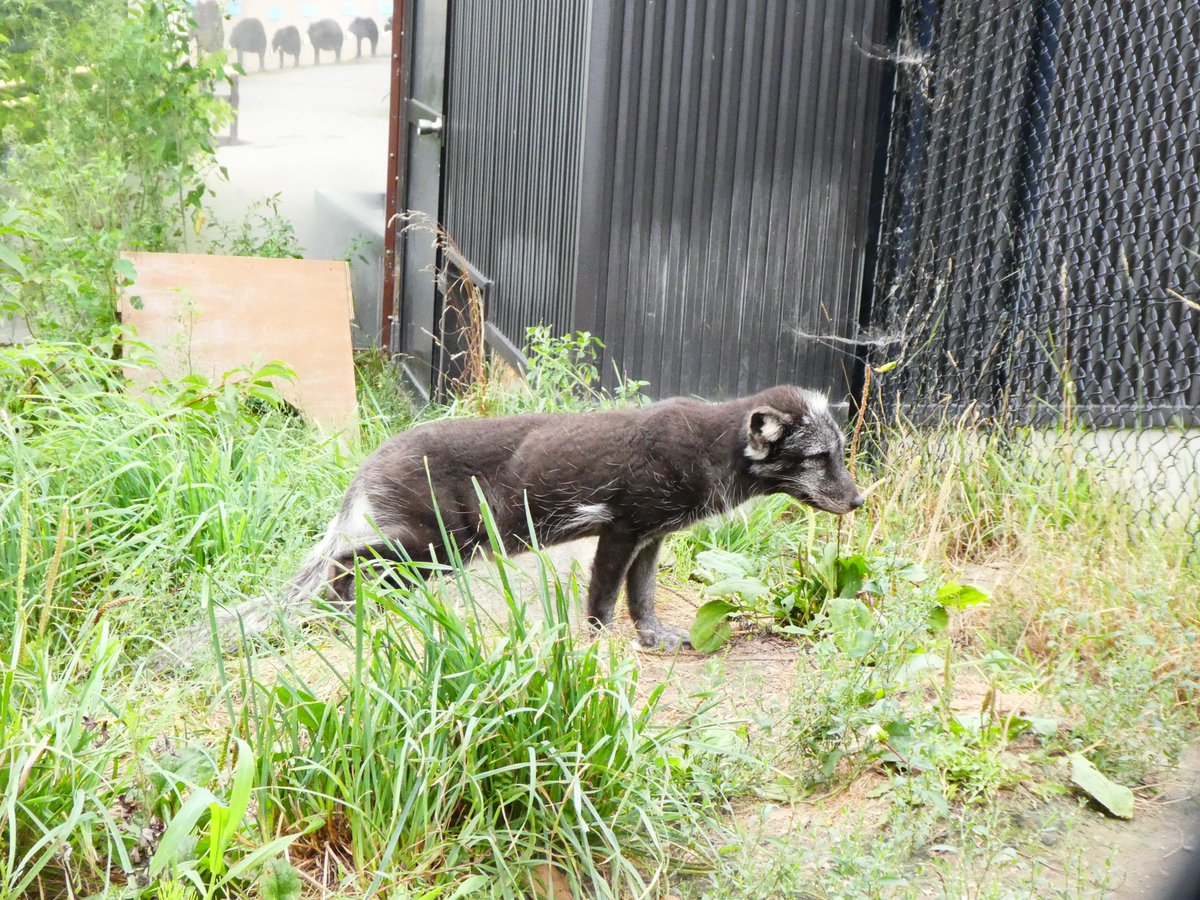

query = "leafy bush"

[
  {"left": 685, "top": 542, "right": 930, "bottom": 652},
  {"left": 520, "top": 326, "right": 648, "bottom": 410},
  {"left": 681, "top": 535, "right": 1023, "bottom": 804},
  {"left": 204, "top": 195, "right": 303, "bottom": 260},
  {"left": 0, "top": 0, "right": 230, "bottom": 339},
  {"left": 453, "top": 325, "right": 649, "bottom": 417},
  {"left": 773, "top": 574, "right": 1042, "bottom": 819}
]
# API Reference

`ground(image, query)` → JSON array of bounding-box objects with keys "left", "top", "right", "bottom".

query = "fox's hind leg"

[
  {"left": 325, "top": 532, "right": 438, "bottom": 606},
  {"left": 585, "top": 527, "right": 639, "bottom": 631}
]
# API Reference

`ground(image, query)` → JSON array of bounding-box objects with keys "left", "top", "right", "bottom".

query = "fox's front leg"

[{"left": 624, "top": 538, "right": 689, "bottom": 651}]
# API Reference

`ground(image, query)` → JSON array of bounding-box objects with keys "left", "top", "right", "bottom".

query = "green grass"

[
  {"left": 1, "top": 624, "right": 132, "bottom": 897},
  {"left": 0, "top": 338, "right": 719, "bottom": 896},
  {"left": 231, "top": 553, "right": 715, "bottom": 895},
  {"left": 1, "top": 336, "right": 1197, "bottom": 897},
  {"left": 666, "top": 415, "right": 1200, "bottom": 896}
]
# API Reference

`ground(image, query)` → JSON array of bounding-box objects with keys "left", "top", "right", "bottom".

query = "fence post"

[
  {"left": 994, "top": 0, "right": 1062, "bottom": 420},
  {"left": 860, "top": 0, "right": 938, "bottom": 428},
  {"left": 850, "top": 0, "right": 907, "bottom": 423}
]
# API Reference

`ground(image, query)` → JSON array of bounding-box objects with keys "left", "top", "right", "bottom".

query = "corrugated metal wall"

[
  {"left": 575, "top": 0, "right": 893, "bottom": 399},
  {"left": 441, "top": 0, "right": 589, "bottom": 345},
  {"left": 407, "top": 0, "right": 894, "bottom": 401}
]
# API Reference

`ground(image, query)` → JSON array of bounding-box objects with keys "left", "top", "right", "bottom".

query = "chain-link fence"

[{"left": 867, "top": 0, "right": 1200, "bottom": 543}]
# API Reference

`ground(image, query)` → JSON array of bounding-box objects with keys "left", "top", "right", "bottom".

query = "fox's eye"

[{"left": 809, "top": 451, "right": 831, "bottom": 462}]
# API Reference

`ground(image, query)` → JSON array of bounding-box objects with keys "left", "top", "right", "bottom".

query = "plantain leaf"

[
  {"left": 937, "top": 582, "right": 990, "bottom": 610},
  {"left": 258, "top": 858, "right": 302, "bottom": 900},
  {"left": 1070, "top": 754, "right": 1134, "bottom": 819},
  {"left": 690, "top": 599, "right": 736, "bottom": 654}
]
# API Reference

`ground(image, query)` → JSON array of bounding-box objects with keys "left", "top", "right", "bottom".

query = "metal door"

[{"left": 393, "top": 0, "right": 448, "bottom": 399}]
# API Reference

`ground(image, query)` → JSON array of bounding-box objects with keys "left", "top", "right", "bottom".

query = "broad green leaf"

[
  {"left": 896, "top": 562, "right": 928, "bottom": 584},
  {"left": 757, "top": 773, "right": 805, "bottom": 802},
  {"left": 447, "top": 875, "right": 491, "bottom": 900},
  {"left": 951, "top": 712, "right": 988, "bottom": 734},
  {"left": 1028, "top": 716, "right": 1060, "bottom": 737},
  {"left": 113, "top": 257, "right": 138, "bottom": 282},
  {"left": 259, "top": 858, "right": 302, "bottom": 900},
  {"left": 218, "top": 734, "right": 255, "bottom": 849},
  {"left": 827, "top": 596, "right": 872, "bottom": 634},
  {"left": 835, "top": 554, "right": 871, "bottom": 597},
  {"left": 927, "top": 604, "right": 949, "bottom": 633},
  {"left": 695, "top": 549, "right": 758, "bottom": 578},
  {"left": 690, "top": 599, "right": 736, "bottom": 654},
  {"left": 1069, "top": 753, "right": 1134, "bottom": 819},
  {"left": 937, "top": 582, "right": 990, "bottom": 610},
  {"left": 1000, "top": 716, "right": 1033, "bottom": 740},
  {"left": 0, "top": 242, "right": 26, "bottom": 277},
  {"left": 703, "top": 575, "right": 769, "bottom": 602},
  {"left": 150, "top": 787, "right": 220, "bottom": 877},
  {"left": 705, "top": 724, "right": 745, "bottom": 753},
  {"left": 154, "top": 742, "right": 219, "bottom": 794},
  {"left": 275, "top": 684, "right": 329, "bottom": 735},
  {"left": 896, "top": 652, "right": 945, "bottom": 682},
  {"left": 250, "top": 360, "right": 297, "bottom": 381},
  {"left": 827, "top": 597, "right": 875, "bottom": 658},
  {"left": 219, "top": 833, "right": 302, "bottom": 886}
]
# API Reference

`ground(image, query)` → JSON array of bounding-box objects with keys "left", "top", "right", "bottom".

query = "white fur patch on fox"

[
  {"left": 802, "top": 390, "right": 829, "bottom": 413},
  {"left": 562, "top": 502, "right": 613, "bottom": 531},
  {"left": 335, "top": 492, "right": 378, "bottom": 546},
  {"left": 760, "top": 417, "right": 784, "bottom": 441},
  {"left": 287, "top": 491, "right": 379, "bottom": 601}
]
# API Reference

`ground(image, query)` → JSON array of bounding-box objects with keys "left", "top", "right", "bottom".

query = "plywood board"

[{"left": 118, "top": 252, "right": 357, "bottom": 432}]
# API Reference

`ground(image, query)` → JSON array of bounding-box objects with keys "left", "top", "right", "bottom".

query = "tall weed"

[{"left": 229, "top": 523, "right": 715, "bottom": 896}]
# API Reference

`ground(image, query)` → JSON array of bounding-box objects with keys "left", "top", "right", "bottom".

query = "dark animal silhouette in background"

[
  {"left": 384, "top": 16, "right": 392, "bottom": 32},
  {"left": 307, "top": 18, "right": 344, "bottom": 64},
  {"left": 271, "top": 25, "right": 301, "bottom": 68},
  {"left": 348, "top": 17, "right": 379, "bottom": 57},
  {"left": 229, "top": 18, "right": 267, "bottom": 71},
  {"left": 191, "top": 0, "right": 223, "bottom": 55}
]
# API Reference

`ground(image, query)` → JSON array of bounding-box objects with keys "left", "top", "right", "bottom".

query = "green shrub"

[
  {"left": 204, "top": 196, "right": 303, "bottom": 260},
  {"left": 1, "top": 0, "right": 230, "bottom": 339},
  {"left": 451, "top": 325, "right": 649, "bottom": 417}
]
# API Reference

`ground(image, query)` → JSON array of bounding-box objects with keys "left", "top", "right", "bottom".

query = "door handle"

[{"left": 416, "top": 116, "right": 443, "bottom": 136}]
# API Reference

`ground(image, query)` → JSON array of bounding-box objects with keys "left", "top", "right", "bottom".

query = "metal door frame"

[
  {"left": 383, "top": 0, "right": 451, "bottom": 402},
  {"left": 382, "top": 0, "right": 407, "bottom": 356}
]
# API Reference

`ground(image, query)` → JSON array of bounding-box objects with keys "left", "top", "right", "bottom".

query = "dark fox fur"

[{"left": 287, "top": 384, "right": 864, "bottom": 649}]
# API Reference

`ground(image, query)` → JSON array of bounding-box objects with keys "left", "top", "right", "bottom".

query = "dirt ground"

[
  {"left": 457, "top": 539, "right": 1200, "bottom": 898},
  {"left": 1073, "top": 743, "right": 1200, "bottom": 897},
  {"left": 226, "top": 537, "right": 1200, "bottom": 896}
]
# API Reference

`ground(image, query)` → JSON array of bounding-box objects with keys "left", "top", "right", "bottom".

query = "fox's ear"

[{"left": 745, "top": 406, "right": 791, "bottom": 460}]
